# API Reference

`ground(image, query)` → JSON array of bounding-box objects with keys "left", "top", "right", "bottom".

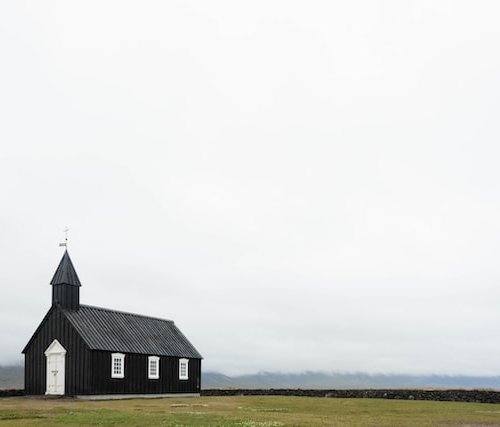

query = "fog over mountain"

[
  {"left": 0, "top": 366, "right": 23, "bottom": 390},
  {"left": 202, "top": 372, "right": 500, "bottom": 390},
  {"left": 2, "top": 365, "right": 500, "bottom": 391}
]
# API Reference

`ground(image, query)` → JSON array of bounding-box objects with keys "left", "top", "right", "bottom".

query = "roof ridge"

[{"left": 79, "top": 304, "right": 174, "bottom": 323}]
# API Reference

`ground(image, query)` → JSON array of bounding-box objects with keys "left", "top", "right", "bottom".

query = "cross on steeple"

[{"left": 59, "top": 227, "right": 69, "bottom": 249}]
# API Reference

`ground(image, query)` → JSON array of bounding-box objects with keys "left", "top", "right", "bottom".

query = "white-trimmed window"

[
  {"left": 179, "top": 358, "right": 189, "bottom": 380},
  {"left": 111, "top": 353, "right": 125, "bottom": 378},
  {"left": 148, "top": 356, "right": 160, "bottom": 379}
]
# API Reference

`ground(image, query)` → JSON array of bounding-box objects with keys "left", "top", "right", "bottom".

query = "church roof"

[
  {"left": 50, "top": 250, "right": 81, "bottom": 287},
  {"left": 63, "top": 305, "right": 202, "bottom": 358}
]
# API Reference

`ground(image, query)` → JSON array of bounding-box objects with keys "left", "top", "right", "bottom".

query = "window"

[
  {"left": 148, "top": 356, "right": 160, "bottom": 379},
  {"left": 111, "top": 353, "right": 125, "bottom": 378},
  {"left": 179, "top": 358, "right": 189, "bottom": 380}
]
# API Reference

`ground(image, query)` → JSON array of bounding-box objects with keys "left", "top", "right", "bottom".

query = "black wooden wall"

[
  {"left": 24, "top": 306, "right": 201, "bottom": 395},
  {"left": 89, "top": 351, "right": 201, "bottom": 394},
  {"left": 24, "top": 306, "right": 91, "bottom": 395},
  {"left": 52, "top": 284, "right": 79, "bottom": 310}
]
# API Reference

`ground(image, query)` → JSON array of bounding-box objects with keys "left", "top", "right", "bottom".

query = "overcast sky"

[{"left": 1, "top": 1, "right": 500, "bottom": 376}]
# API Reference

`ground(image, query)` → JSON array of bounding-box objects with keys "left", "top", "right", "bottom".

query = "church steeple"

[{"left": 50, "top": 250, "right": 81, "bottom": 310}]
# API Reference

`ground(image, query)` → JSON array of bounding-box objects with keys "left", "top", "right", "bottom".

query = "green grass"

[{"left": 1, "top": 395, "right": 500, "bottom": 426}]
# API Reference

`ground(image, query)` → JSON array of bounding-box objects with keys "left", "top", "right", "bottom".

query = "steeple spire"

[
  {"left": 50, "top": 250, "right": 81, "bottom": 287},
  {"left": 50, "top": 250, "right": 81, "bottom": 310}
]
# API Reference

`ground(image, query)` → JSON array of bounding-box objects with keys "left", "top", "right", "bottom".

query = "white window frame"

[
  {"left": 179, "top": 358, "right": 189, "bottom": 380},
  {"left": 111, "top": 353, "right": 125, "bottom": 379},
  {"left": 148, "top": 356, "right": 160, "bottom": 379}
]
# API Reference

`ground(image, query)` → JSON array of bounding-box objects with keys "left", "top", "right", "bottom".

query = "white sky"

[{"left": 1, "top": 1, "right": 500, "bottom": 376}]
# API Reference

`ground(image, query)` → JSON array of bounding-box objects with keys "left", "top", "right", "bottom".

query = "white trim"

[
  {"left": 45, "top": 339, "right": 66, "bottom": 395},
  {"left": 179, "top": 358, "right": 189, "bottom": 380},
  {"left": 44, "top": 339, "right": 67, "bottom": 356},
  {"left": 111, "top": 353, "right": 125, "bottom": 379},
  {"left": 148, "top": 356, "right": 160, "bottom": 379}
]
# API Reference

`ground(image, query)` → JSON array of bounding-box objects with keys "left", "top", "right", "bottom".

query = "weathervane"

[{"left": 59, "top": 227, "right": 69, "bottom": 249}]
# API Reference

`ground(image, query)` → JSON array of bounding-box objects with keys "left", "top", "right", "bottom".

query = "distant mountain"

[
  {"left": 0, "top": 365, "right": 23, "bottom": 389},
  {"left": 2, "top": 365, "right": 500, "bottom": 391},
  {"left": 201, "top": 371, "right": 500, "bottom": 390}
]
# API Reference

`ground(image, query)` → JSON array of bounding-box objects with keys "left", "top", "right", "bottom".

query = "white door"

[{"left": 45, "top": 339, "right": 66, "bottom": 395}]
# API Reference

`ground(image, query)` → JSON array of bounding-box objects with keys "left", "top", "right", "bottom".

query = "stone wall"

[
  {"left": 202, "top": 388, "right": 500, "bottom": 403},
  {"left": 0, "top": 389, "right": 24, "bottom": 398},
  {"left": 3, "top": 388, "right": 500, "bottom": 403}
]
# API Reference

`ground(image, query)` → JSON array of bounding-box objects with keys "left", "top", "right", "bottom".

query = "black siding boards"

[
  {"left": 23, "top": 306, "right": 91, "bottom": 395},
  {"left": 25, "top": 250, "right": 202, "bottom": 396},
  {"left": 52, "top": 284, "right": 79, "bottom": 310},
  {"left": 23, "top": 306, "right": 201, "bottom": 395},
  {"left": 90, "top": 351, "right": 201, "bottom": 395}
]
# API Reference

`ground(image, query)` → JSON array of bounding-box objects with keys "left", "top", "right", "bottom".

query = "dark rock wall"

[
  {"left": 3, "top": 388, "right": 500, "bottom": 403},
  {"left": 202, "top": 388, "right": 500, "bottom": 403},
  {"left": 0, "top": 389, "right": 24, "bottom": 397}
]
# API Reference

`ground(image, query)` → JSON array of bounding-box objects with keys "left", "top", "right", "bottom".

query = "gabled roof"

[
  {"left": 62, "top": 305, "right": 202, "bottom": 359},
  {"left": 50, "top": 250, "right": 81, "bottom": 287}
]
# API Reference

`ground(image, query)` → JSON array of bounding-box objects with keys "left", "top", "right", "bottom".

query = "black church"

[{"left": 23, "top": 250, "right": 202, "bottom": 397}]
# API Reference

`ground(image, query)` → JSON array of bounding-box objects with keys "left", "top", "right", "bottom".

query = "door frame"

[{"left": 44, "top": 339, "right": 66, "bottom": 395}]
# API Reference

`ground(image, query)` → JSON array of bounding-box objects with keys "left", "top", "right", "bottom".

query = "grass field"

[{"left": 1, "top": 395, "right": 500, "bottom": 426}]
